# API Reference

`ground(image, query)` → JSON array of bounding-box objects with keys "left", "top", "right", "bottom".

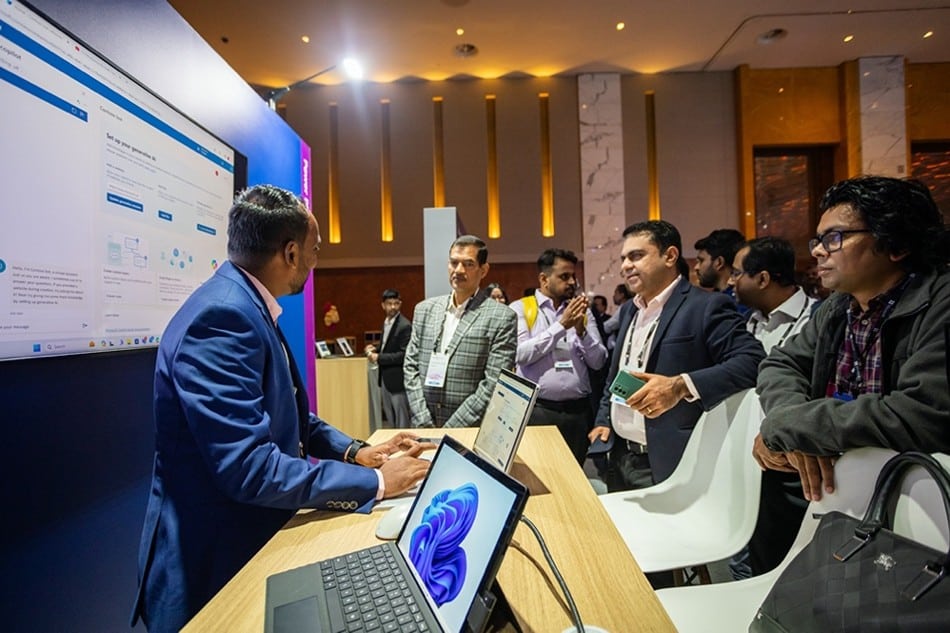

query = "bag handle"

[{"left": 832, "top": 452, "right": 950, "bottom": 601}]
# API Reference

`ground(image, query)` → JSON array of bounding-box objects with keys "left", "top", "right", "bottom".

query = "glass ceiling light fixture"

[{"left": 266, "top": 57, "right": 364, "bottom": 110}]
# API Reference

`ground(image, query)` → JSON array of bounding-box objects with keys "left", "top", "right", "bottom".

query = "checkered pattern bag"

[{"left": 750, "top": 452, "right": 950, "bottom": 632}]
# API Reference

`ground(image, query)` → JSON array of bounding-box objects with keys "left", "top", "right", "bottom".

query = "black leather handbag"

[{"left": 750, "top": 451, "right": 950, "bottom": 632}]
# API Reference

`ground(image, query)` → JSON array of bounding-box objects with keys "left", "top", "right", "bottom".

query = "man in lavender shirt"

[{"left": 511, "top": 249, "right": 608, "bottom": 465}]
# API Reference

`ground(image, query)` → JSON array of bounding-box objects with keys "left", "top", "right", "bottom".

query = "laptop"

[
  {"left": 264, "top": 435, "right": 530, "bottom": 633},
  {"left": 470, "top": 369, "right": 538, "bottom": 473}
]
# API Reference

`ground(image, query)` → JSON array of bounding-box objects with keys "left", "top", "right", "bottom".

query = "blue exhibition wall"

[{"left": 0, "top": 1, "right": 305, "bottom": 630}]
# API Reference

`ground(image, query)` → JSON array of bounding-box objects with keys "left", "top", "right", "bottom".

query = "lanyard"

[{"left": 623, "top": 311, "right": 659, "bottom": 370}]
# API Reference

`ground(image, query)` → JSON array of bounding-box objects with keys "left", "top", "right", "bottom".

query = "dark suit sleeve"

[
  {"left": 177, "top": 305, "right": 378, "bottom": 513},
  {"left": 686, "top": 293, "right": 765, "bottom": 410},
  {"left": 595, "top": 301, "right": 634, "bottom": 428}
]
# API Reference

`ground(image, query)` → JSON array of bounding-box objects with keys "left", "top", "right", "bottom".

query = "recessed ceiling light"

[
  {"left": 756, "top": 28, "right": 787, "bottom": 45},
  {"left": 923, "top": 30, "right": 934, "bottom": 39},
  {"left": 301, "top": 35, "right": 310, "bottom": 44},
  {"left": 456, "top": 27, "right": 464, "bottom": 36},
  {"left": 843, "top": 34, "right": 854, "bottom": 43},
  {"left": 616, "top": 22, "right": 625, "bottom": 31}
]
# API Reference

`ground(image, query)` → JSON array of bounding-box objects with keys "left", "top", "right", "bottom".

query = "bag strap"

[{"left": 832, "top": 451, "right": 950, "bottom": 601}]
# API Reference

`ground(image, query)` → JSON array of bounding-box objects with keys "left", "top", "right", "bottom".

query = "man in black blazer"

[
  {"left": 365, "top": 289, "right": 412, "bottom": 428},
  {"left": 590, "top": 221, "right": 765, "bottom": 491}
]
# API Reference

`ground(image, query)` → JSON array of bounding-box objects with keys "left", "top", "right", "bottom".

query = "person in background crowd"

[
  {"left": 486, "top": 282, "right": 509, "bottom": 305},
  {"left": 753, "top": 176, "right": 950, "bottom": 574},
  {"left": 365, "top": 289, "right": 412, "bottom": 428},
  {"left": 694, "top": 228, "right": 748, "bottom": 314},
  {"left": 603, "top": 283, "right": 633, "bottom": 351}
]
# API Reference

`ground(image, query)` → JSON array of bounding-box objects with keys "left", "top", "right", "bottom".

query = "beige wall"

[
  {"left": 282, "top": 77, "right": 583, "bottom": 267},
  {"left": 622, "top": 72, "right": 739, "bottom": 254}
]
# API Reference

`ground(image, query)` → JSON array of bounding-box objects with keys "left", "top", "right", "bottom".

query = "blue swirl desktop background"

[{"left": 407, "top": 483, "right": 479, "bottom": 606}]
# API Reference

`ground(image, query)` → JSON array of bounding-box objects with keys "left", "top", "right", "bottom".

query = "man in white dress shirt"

[
  {"left": 728, "top": 236, "right": 816, "bottom": 579},
  {"left": 730, "top": 237, "right": 817, "bottom": 353}
]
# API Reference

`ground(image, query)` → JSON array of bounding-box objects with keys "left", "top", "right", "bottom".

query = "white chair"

[
  {"left": 655, "top": 448, "right": 950, "bottom": 633},
  {"left": 599, "top": 389, "right": 763, "bottom": 574}
]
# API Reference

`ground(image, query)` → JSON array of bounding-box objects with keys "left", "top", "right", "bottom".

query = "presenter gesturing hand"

[{"left": 378, "top": 441, "right": 432, "bottom": 497}]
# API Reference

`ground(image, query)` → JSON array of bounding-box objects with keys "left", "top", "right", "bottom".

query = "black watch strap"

[{"left": 344, "top": 439, "right": 369, "bottom": 464}]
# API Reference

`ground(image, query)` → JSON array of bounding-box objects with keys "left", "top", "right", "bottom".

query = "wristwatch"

[{"left": 344, "top": 439, "right": 370, "bottom": 464}]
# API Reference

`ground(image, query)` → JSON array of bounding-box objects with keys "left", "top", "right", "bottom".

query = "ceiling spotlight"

[
  {"left": 923, "top": 30, "right": 934, "bottom": 39},
  {"left": 756, "top": 28, "right": 788, "bottom": 45},
  {"left": 843, "top": 34, "right": 854, "bottom": 43},
  {"left": 456, "top": 27, "right": 464, "bottom": 36},
  {"left": 616, "top": 22, "right": 625, "bottom": 31},
  {"left": 454, "top": 43, "right": 478, "bottom": 58},
  {"left": 301, "top": 35, "right": 310, "bottom": 44},
  {"left": 341, "top": 57, "right": 363, "bottom": 79}
]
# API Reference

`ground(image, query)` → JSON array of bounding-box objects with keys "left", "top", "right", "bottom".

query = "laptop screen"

[
  {"left": 396, "top": 436, "right": 528, "bottom": 632},
  {"left": 472, "top": 370, "right": 538, "bottom": 472}
]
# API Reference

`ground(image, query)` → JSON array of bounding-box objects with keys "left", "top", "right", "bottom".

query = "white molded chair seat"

[
  {"left": 599, "top": 389, "right": 763, "bottom": 572},
  {"left": 655, "top": 448, "right": 950, "bottom": 633}
]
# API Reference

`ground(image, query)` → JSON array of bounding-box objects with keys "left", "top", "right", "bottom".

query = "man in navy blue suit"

[
  {"left": 591, "top": 220, "right": 764, "bottom": 491},
  {"left": 131, "top": 185, "right": 430, "bottom": 632}
]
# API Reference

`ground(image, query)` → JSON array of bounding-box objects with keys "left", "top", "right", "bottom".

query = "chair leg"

[{"left": 673, "top": 565, "right": 712, "bottom": 586}]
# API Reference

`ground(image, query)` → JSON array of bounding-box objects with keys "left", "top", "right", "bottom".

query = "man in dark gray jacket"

[{"left": 751, "top": 175, "right": 950, "bottom": 574}]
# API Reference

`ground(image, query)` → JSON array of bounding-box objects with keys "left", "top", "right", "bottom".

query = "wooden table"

[{"left": 183, "top": 427, "right": 674, "bottom": 632}]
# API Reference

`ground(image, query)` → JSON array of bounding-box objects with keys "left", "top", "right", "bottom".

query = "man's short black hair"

[
  {"left": 741, "top": 237, "right": 796, "bottom": 287},
  {"left": 381, "top": 289, "right": 400, "bottom": 301},
  {"left": 623, "top": 220, "right": 689, "bottom": 278},
  {"left": 537, "top": 248, "right": 578, "bottom": 272},
  {"left": 450, "top": 235, "right": 488, "bottom": 265},
  {"left": 227, "top": 185, "right": 310, "bottom": 271},
  {"left": 819, "top": 176, "right": 948, "bottom": 273},
  {"left": 694, "top": 229, "right": 746, "bottom": 265}
]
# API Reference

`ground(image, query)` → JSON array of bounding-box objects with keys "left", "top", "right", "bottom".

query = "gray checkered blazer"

[{"left": 403, "top": 290, "right": 517, "bottom": 428}]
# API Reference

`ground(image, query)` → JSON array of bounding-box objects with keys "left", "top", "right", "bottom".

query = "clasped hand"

[{"left": 751, "top": 433, "right": 837, "bottom": 501}]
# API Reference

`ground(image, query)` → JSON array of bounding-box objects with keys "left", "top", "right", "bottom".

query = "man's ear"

[
  {"left": 889, "top": 250, "right": 910, "bottom": 263},
  {"left": 713, "top": 255, "right": 726, "bottom": 271},
  {"left": 757, "top": 271, "right": 771, "bottom": 289},
  {"left": 664, "top": 246, "right": 680, "bottom": 267},
  {"left": 283, "top": 239, "right": 299, "bottom": 266}
]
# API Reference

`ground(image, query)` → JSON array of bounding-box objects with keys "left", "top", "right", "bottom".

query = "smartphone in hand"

[{"left": 609, "top": 371, "right": 646, "bottom": 400}]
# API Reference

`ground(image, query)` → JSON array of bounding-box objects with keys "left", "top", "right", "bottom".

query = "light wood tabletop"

[{"left": 183, "top": 426, "right": 674, "bottom": 632}]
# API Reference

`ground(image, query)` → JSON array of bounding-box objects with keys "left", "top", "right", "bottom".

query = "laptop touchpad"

[{"left": 274, "top": 596, "right": 322, "bottom": 632}]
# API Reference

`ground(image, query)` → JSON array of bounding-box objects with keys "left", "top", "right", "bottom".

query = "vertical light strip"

[
  {"left": 485, "top": 94, "right": 500, "bottom": 238},
  {"left": 327, "top": 102, "right": 341, "bottom": 243},
  {"left": 379, "top": 99, "right": 393, "bottom": 242},
  {"left": 538, "top": 92, "right": 554, "bottom": 237},
  {"left": 645, "top": 90, "right": 660, "bottom": 220},
  {"left": 432, "top": 97, "right": 446, "bottom": 207}
]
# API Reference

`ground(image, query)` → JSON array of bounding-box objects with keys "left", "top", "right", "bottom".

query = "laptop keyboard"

[{"left": 320, "top": 545, "right": 433, "bottom": 633}]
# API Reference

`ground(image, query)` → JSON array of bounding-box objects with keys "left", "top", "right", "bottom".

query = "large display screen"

[{"left": 0, "top": 1, "right": 240, "bottom": 361}]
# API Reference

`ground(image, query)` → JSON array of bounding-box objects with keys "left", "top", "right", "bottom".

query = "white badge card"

[{"left": 424, "top": 352, "right": 450, "bottom": 387}]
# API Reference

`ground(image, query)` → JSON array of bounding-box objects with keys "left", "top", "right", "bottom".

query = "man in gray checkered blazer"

[{"left": 403, "top": 235, "right": 517, "bottom": 428}]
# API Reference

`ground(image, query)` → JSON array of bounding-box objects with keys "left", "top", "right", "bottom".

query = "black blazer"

[{"left": 378, "top": 313, "right": 411, "bottom": 393}]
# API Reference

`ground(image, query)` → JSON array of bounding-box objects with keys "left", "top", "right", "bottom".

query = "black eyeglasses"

[
  {"left": 729, "top": 269, "right": 751, "bottom": 280},
  {"left": 808, "top": 229, "right": 872, "bottom": 253}
]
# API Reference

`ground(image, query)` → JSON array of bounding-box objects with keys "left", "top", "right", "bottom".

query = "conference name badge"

[{"left": 425, "top": 352, "right": 450, "bottom": 388}]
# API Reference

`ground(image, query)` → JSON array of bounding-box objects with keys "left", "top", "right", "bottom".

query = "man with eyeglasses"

[
  {"left": 751, "top": 175, "right": 950, "bottom": 575},
  {"left": 403, "top": 235, "right": 517, "bottom": 427}
]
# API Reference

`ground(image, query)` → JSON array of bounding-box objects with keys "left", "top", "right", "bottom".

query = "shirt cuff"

[
  {"left": 375, "top": 469, "right": 385, "bottom": 501},
  {"left": 679, "top": 373, "right": 700, "bottom": 402}
]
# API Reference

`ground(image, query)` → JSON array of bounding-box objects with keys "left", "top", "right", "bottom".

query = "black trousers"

[
  {"left": 605, "top": 437, "right": 655, "bottom": 492},
  {"left": 748, "top": 469, "right": 808, "bottom": 575},
  {"left": 528, "top": 397, "right": 592, "bottom": 466}
]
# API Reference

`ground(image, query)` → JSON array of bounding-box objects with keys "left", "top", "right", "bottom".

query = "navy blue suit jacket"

[
  {"left": 132, "top": 261, "right": 379, "bottom": 632},
  {"left": 596, "top": 277, "right": 764, "bottom": 482}
]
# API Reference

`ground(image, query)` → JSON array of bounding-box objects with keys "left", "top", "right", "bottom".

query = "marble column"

[
  {"left": 578, "top": 73, "right": 626, "bottom": 300},
  {"left": 856, "top": 56, "right": 908, "bottom": 177}
]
